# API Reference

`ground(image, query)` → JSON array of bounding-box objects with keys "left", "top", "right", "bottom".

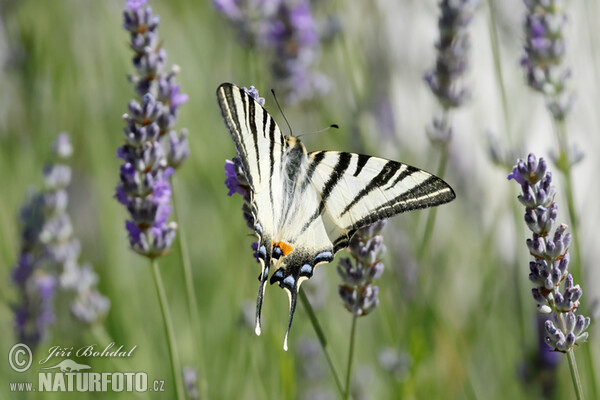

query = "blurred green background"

[{"left": 1, "top": 0, "right": 599, "bottom": 399}]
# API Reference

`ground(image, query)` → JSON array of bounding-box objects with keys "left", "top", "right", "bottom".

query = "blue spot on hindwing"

[
  {"left": 258, "top": 245, "right": 266, "bottom": 259},
  {"left": 270, "top": 269, "right": 284, "bottom": 284},
  {"left": 314, "top": 251, "right": 333, "bottom": 264},
  {"left": 300, "top": 264, "right": 313, "bottom": 276},
  {"left": 283, "top": 275, "right": 295, "bottom": 288}
]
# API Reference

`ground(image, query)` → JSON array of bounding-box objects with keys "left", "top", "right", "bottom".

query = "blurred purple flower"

[
  {"left": 338, "top": 220, "right": 387, "bottom": 316},
  {"left": 215, "top": 0, "right": 334, "bottom": 103},
  {"left": 425, "top": 0, "right": 479, "bottom": 109},
  {"left": 125, "top": 0, "right": 147, "bottom": 12},
  {"left": 214, "top": 0, "right": 243, "bottom": 21},
  {"left": 12, "top": 133, "right": 109, "bottom": 348},
  {"left": 521, "top": 0, "right": 574, "bottom": 120}
]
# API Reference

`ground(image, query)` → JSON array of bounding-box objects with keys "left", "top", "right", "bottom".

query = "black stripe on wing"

[
  {"left": 350, "top": 175, "right": 455, "bottom": 229},
  {"left": 247, "top": 93, "right": 262, "bottom": 182},
  {"left": 353, "top": 154, "right": 371, "bottom": 177},
  {"left": 301, "top": 152, "right": 352, "bottom": 233},
  {"left": 384, "top": 165, "right": 419, "bottom": 191},
  {"left": 340, "top": 160, "right": 399, "bottom": 217},
  {"left": 301, "top": 151, "right": 326, "bottom": 192}
]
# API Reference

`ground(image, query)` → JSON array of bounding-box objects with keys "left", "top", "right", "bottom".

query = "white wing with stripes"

[{"left": 216, "top": 82, "right": 455, "bottom": 350}]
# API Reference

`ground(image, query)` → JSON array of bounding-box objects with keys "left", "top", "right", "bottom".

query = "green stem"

[
  {"left": 299, "top": 289, "right": 344, "bottom": 397},
  {"left": 417, "top": 144, "right": 448, "bottom": 260},
  {"left": 344, "top": 314, "right": 358, "bottom": 400},
  {"left": 172, "top": 178, "right": 208, "bottom": 398},
  {"left": 557, "top": 311, "right": 585, "bottom": 400},
  {"left": 567, "top": 349, "right": 585, "bottom": 400},
  {"left": 485, "top": 0, "right": 512, "bottom": 141},
  {"left": 510, "top": 202, "right": 528, "bottom": 346},
  {"left": 486, "top": 0, "right": 530, "bottom": 349},
  {"left": 553, "top": 119, "right": 598, "bottom": 399},
  {"left": 151, "top": 259, "right": 185, "bottom": 400},
  {"left": 90, "top": 325, "right": 149, "bottom": 400},
  {"left": 583, "top": 0, "right": 600, "bottom": 89}
]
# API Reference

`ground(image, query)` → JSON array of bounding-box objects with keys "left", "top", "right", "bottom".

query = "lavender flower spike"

[
  {"left": 521, "top": 0, "right": 574, "bottom": 120},
  {"left": 12, "top": 133, "right": 109, "bottom": 348},
  {"left": 425, "top": 0, "right": 480, "bottom": 110},
  {"left": 509, "top": 153, "right": 590, "bottom": 352},
  {"left": 338, "top": 220, "right": 387, "bottom": 316},
  {"left": 214, "top": 0, "right": 332, "bottom": 103},
  {"left": 118, "top": 0, "right": 191, "bottom": 257}
]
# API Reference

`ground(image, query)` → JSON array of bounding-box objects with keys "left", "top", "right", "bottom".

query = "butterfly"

[{"left": 217, "top": 82, "right": 455, "bottom": 350}]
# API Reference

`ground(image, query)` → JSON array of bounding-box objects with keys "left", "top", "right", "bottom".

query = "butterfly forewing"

[{"left": 308, "top": 152, "right": 456, "bottom": 235}]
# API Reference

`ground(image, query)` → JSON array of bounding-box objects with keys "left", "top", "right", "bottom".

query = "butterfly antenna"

[
  {"left": 283, "top": 287, "right": 298, "bottom": 351},
  {"left": 271, "top": 88, "right": 293, "bottom": 137},
  {"left": 296, "top": 124, "right": 339, "bottom": 139}
]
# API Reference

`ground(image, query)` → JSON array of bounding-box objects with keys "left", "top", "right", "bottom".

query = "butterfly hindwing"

[{"left": 217, "top": 82, "right": 456, "bottom": 350}]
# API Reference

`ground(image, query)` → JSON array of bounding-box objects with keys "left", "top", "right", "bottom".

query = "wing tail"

[
  {"left": 254, "top": 237, "right": 272, "bottom": 336},
  {"left": 283, "top": 286, "right": 298, "bottom": 351}
]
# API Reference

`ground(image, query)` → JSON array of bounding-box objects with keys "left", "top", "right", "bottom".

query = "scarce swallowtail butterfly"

[{"left": 217, "top": 82, "right": 455, "bottom": 350}]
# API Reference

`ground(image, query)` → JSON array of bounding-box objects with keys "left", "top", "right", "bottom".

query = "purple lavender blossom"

[
  {"left": 266, "top": 1, "right": 329, "bottom": 103},
  {"left": 118, "top": 0, "right": 190, "bottom": 257},
  {"left": 242, "top": 85, "right": 265, "bottom": 107},
  {"left": 224, "top": 156, "right": 256, "bottom": 253},
  {"left": 225, "top": 158, "right": 250, "bottom": 198},
  {"left": 425, "top": 0, "right": 479, "bottom": 109},
  {"left": 215, "top": 0, "right": 332, "bottom": 103},
  {"left": 337, "top": 220, "right": 387, "bottom": 316},
  {"left": 125, "top": 0, "right": 147, "bottom": 12},
  {"left": 521, "top": 0, "right": 574, "bottom": 120},
  {"left": 12, "top": 133, "right": 109, "bottom": 347},
  {"left": 509, "top": 153, "right": 590, "bottom": 352}
]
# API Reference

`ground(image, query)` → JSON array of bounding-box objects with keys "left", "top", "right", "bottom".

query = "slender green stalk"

[
  {"left": 567, "top": 349, "right": 584, "bottom": 400},
  {"left": 299, "top": 289, "right": 344, "bottom": 397},
  {"left": 151, "top": 259, "right": 185, "bottom": 400},
  {"left": 510, "top": 202, "right": 528, "bottom": 345},
  {"left": 485, "top": 0, "right": 512, "bottom": 142},
  {"left": 417, "top": 144, "right": 448, "bottom": 260},
  {"left": 171, "top": 178, "right": 208, "bottom": 398},
  {"left": 344, "top": 314, "right": 358, "bottom": 400},
  {"left": 485, "top": 0, "right": 532, "bottom": 350},
  {"left": 556, "top": 312, "right": 585, "bottom": 400},
  {"left": 90, "top": 325, "right": 149, "bottom": 400},
  {"left": 552, "top": 120, "right": 582, "bottom": 278},
  {"left": 552, "top": 119, "right": 598, "bottom": 400},
  {"left": 583, "top": 0, "right": 600, "bottom": 89}
]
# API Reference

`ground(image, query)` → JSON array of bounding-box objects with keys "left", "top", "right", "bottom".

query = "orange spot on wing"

[{"left": 274, "top": 241, "right": 294, "bottom": 256}]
